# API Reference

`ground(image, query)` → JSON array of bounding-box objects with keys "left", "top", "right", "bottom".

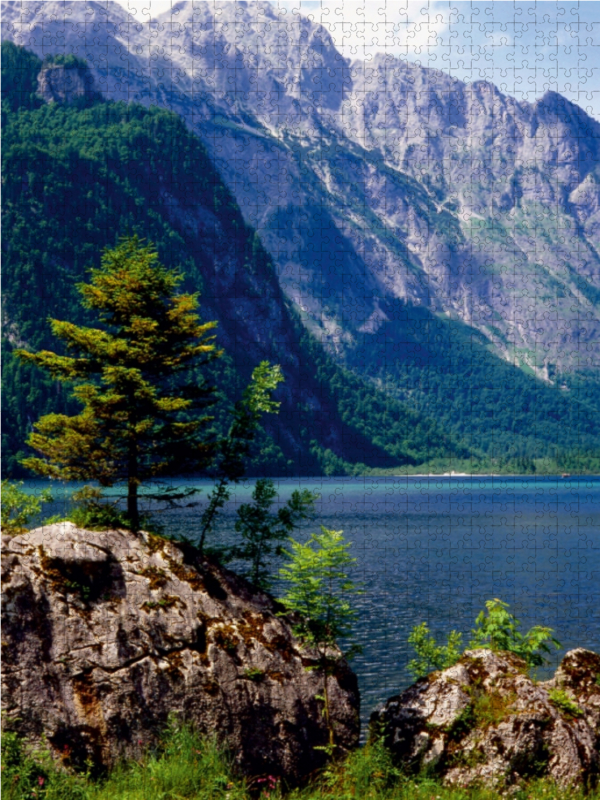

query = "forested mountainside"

[{"left": 1, "top": 43, "right": 473, "bottom": 477}]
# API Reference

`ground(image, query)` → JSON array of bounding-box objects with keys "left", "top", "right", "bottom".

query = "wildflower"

[{"left": 38, "top": 776, "right": 45, "bottom": 786}]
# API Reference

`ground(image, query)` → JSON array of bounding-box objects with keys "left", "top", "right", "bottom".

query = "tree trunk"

[
  {"left": 322, "top": 657, "right": 334, "bottom": 751},
  {"left": 128, "top": 440, "right": 139, "bottom": 532},
  {"left": 127, "top": 477, "right": 139, "bottom": 532}
]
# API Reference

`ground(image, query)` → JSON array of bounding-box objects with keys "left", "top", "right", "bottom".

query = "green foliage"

[
  {"left": 469, "top": 599, "right": 561, "bottom": 668},
  {"left": 346, "top": 298, "right": 600, "bottom": 463},
  {"left": 548, "top": 688, "right": 583, "bottom": 719},
  {"left": 407, "top": 623, "right": 463, "bottom": 680},
  {"left": 2, "top": 724, "right": 597, "bottom": 800},
  {"left": 1, "top": 42, "right": 43, "bottom": 112},
  {"left": 279, "top": 527, "right": 363, "bottom": 753},
  {"left": 65, "top": 486, "right": 137, "bottom": 532},
  {"left": 1, "top": 481, "right": 53, "bottom": 534},
  {"left": 297, "top": 329, "right": 469, "bottom": 469},
  {"left": 279, "top": 527, "right": 362, "bottom": 653},
  {"left": 43, "top": 54, "right": 88, "bottom": 70},
  {"left": 407, "top": 599, "right": 561, "bottom": 682},
  {"left": 1, "top": 87, "right": 287, "bottom": 479},
  {"left": 196, "top": 362, "right": 284, "bottom": 554},
  {"left": 16, "top": 237, "right": 222, "bottom": 531},
  {"left": 243, "top": 667, "right": 265, "bottom": 682},
  {"left": 232, "top": 478, "right": 317, "bottom": 589},
  {"left": 1, "top": 729, "right": 89, "bottom": 800}
]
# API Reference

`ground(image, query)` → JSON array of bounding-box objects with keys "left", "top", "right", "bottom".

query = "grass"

[
  {"left": 548, "top": 688, "right": 584, "bottom": 719},
  {"left": 2, "top": 719, "right": 598, "bottom": 800}
]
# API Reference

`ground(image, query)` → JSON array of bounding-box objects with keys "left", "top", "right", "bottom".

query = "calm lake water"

[{"left": 30, "top": 475, "right": 600, "bottom": 735}]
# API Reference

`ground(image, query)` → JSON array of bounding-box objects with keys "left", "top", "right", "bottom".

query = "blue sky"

[{"left": 116, "top": 1, "right": 600, "bottom": 119}]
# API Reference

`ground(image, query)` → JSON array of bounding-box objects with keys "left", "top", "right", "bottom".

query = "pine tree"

[{"left": 16, "top": 237, "right": 222, "bottom": 531}]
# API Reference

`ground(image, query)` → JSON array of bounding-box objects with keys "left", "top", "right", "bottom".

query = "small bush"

[
  {"left": 548, "top": 688, "right": 583, "bottom": 719},
  {"left": 407, "top": 622, "right": 463, "bottom": 680},
  {"left": 1, "top": 730, "right": 89, "bottom": 800},
  {"left": 1, "top": 481, "right": 52, "bottom": 535},
  {"left": 66, "top": 486, "right": 133, "bottom": 531},
  {"left": 469, "top": 599, "right": 561, "bottom": 668}
]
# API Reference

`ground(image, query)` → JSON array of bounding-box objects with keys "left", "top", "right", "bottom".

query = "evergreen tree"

[{"left": 16, "top": 237, "right": 222, "bottom": 531}]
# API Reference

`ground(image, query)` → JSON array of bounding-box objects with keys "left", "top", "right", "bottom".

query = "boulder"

[
  {"left": 370, "top": 648, "right": 600, "bottom": 790},
  {"left": 1, "top": 523, "right": 359, "bottom": 783}
]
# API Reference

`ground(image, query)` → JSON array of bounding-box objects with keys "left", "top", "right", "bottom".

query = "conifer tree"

[{"left": 16, "top": 237, "right": 223, "bottom": 531}]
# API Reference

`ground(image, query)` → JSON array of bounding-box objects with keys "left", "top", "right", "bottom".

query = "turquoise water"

[{"left": 29, "top": 475, "right": 600, "bottom": 733}]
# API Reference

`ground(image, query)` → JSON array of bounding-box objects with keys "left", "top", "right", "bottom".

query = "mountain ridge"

[
  {"left": 2, "top": 2, "right": 600, "bottom": 469},
  {"left": 1, "top": 44, "right": 474, "bottom": 477},
  {"left": 4, "top": 1, "right": 600, "bottom": 381}
]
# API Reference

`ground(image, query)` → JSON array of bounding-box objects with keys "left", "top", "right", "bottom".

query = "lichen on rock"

[
  {"left": 370, "top": 647, "right": 600, "bottom": 790},
  {"left": 1, "top": 522, "right": 360, "bottom": 783}
]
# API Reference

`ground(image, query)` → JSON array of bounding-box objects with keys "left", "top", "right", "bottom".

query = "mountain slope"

[
  {"left": 3, "top": 0, "right": 600, "bottom": 465},
  {"left": 5, "top": 1, "right": 600, "bottom": 379},
  {"left": 1, "top": 44, "right": 470, "bottom": 477}
]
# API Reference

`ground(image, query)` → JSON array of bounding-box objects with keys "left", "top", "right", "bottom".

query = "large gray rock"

[
  {"left": 37, "top": 62, "right": 99, "bottom": 105},
  {"left": 370, "top": 648, "right": 600, "bottom": 790},
  {"left": 1, "top": 523, "right": 360, "bottom": 783}
]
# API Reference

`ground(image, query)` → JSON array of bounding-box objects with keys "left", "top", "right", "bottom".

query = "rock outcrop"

[
  {"left": 370, "top": 648, "right": 600, "bottom": 790},
  {"left": 1, "top": 523, "right": 360, "bottom": 783},
  {"left": 37, "top": 61, "right": 99, "bottom": 105}
]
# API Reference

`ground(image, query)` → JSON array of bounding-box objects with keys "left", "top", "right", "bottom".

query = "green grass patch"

[{"left": 2, "top": 720, "right": 598, "bottom": 800}]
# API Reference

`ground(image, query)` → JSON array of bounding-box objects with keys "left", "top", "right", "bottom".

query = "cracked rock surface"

[
  {"left": 1, "top": 523, "right": 359, "bottom": 782},
  {"left": 370, "top": 648, "right": 600, "bottom": 790}
]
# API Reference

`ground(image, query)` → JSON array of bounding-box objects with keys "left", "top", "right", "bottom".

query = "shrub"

[
  {"left": 469, "top": 599, "right": 561, "bottom": 668},
  {"left": 407, "top": 622, "right": 462, "bottom": 680},
  {"left": 548, "top": 688, "right": 583, "bottom": 719},
  {"left": 1, "top": 480, "right": 52, "bottom": 535}
]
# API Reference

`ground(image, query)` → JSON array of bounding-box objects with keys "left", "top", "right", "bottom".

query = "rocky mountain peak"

[{"left": 3, "top": 0, "right": 600, "bottom": 383}]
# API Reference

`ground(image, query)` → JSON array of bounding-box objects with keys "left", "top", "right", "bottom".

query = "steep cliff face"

[
  {"left": 1, "top": 523, "right": 360, "bottom": 782},
  {"left": 3, "top": 0, "right": 599, "bottom": 381},
  {"left": 37, "top": 61, "right": 99, "bottom": 105}
]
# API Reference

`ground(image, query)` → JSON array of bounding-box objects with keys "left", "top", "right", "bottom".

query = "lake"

[{"left": 30, "top": 474, "right": 600, "bottom": 736}]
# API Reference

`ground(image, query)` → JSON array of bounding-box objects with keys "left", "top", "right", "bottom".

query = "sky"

[{"left": 113, "top": 1, "right": 600, "bottom": 119}]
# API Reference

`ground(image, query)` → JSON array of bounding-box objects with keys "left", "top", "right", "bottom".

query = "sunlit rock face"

[
  {"left": 37, "top": 62, "right": 98, "bottom": 105},
  {"left": 1, "top": 523, "right": 360, "bottom": 783},
  {"left": 370, "top": 647, "right": 600, "bottom": 790}
]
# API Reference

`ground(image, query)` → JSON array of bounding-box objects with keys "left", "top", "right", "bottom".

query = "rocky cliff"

[
  {"left": 370, "top": 648, "right": 600, "bottom": 789},
  {"left": 37, "top": 60, "right": 99, "bottom": 105},
  {"left": 1, "top": 523, "right": 360, "bottom": 783},
  {"left": 3, "top": 0, "right": 599, "bottom": 380}
]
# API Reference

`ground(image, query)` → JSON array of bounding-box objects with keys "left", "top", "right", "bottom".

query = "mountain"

[
  {"left": 1, "top": 43, "right": 470, "bottom": 477},
  {"left": 2, "top": 1, "right": 600, "bottom": 468},
  {"left": 4, "top": 1, "right": 598, "bottom": 376}
]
